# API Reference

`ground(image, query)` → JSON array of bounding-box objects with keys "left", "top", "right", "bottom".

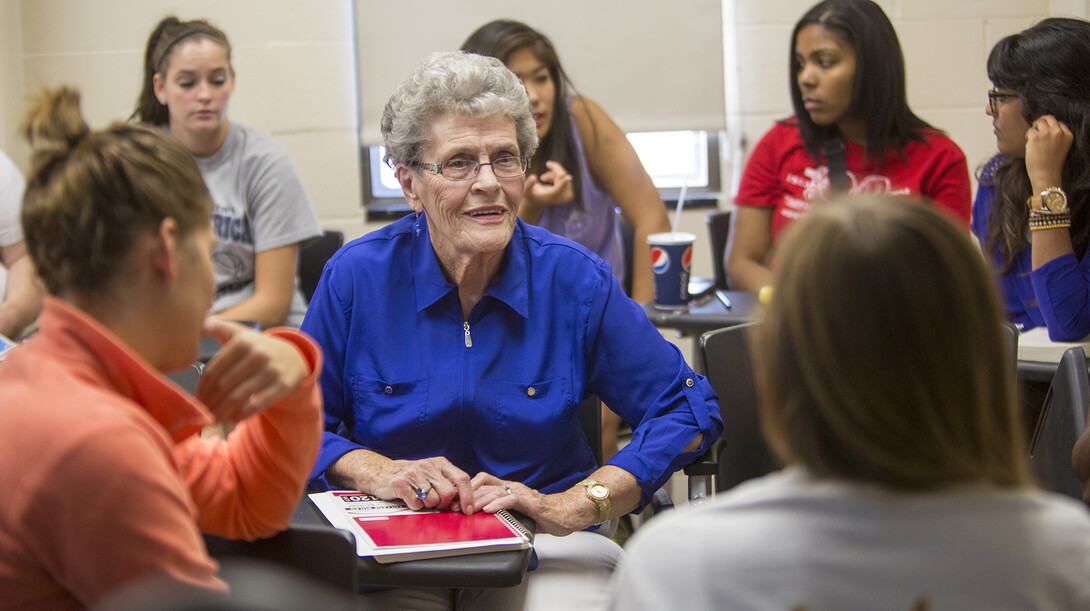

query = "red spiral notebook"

[{"left": 310, "top": 491, "right": 532, "bottom": 564}]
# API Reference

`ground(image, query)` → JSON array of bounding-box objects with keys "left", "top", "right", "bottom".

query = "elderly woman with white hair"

[{"left": 301, "top": 51, "right": 721, "bottom": 609}]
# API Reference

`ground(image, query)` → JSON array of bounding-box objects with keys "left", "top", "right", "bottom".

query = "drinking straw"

[{"left": 671, "top": 180, "right": 689, "bottom": 233}]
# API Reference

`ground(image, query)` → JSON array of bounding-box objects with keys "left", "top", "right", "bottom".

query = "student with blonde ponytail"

[{"left": 0, "top": 88, "right": 323, "bottom": 610}]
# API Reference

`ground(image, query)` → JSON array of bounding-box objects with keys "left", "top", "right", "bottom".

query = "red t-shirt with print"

[{"left": 735, "top": 119, "right": 972, "bottom": 241}]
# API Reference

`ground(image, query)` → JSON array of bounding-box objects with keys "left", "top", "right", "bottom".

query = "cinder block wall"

[{"left": 2, "top": 0, "right": 1086, "bottom": 285}]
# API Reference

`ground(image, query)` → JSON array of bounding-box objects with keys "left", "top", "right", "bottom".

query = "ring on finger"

[
  {"left": 504, "top": 484, "right": 512, "bottom": 495},
  {"left": 414, "top": 483, "right": 432, "bottom": 502}
]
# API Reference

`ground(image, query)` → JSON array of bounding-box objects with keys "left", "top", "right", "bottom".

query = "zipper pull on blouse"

[{"left": 463, "top": 321, "right": 472, "bottom": 348}]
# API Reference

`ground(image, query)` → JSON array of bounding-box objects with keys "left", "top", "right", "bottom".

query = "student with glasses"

[
  {"left": 302, "top": 51, "right": 721, "bottom": 610},
  {"left": 972, "top": 17, "right": 1090, "bottom": 343}
]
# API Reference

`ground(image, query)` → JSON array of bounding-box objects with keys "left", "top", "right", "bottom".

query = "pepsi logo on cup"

[
  {"left": 651, "top": 247, "right": 670, "bottom": 275},
  {"left": 681, "top": 245, "right": 692, "bottom": 270}
]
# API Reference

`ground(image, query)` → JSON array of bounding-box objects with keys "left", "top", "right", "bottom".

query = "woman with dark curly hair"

[{"left": 973, "top": 17, "right": 1090, "bottom": 341}]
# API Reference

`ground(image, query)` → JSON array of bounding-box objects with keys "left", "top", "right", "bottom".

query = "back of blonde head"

[
  {"left": 756, "top": 195, "right": 1029, "bottom": 489},
  {"left": 22, "top": 87, "right": 211, "bottom": 296}
]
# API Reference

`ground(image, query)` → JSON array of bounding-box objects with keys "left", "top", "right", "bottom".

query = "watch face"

[
  {"left": 1042, "top": 188, "right": 1068, "bottom": 212},
  {"left": 589, "top": 484, "right": 609, "bottom": 500}
]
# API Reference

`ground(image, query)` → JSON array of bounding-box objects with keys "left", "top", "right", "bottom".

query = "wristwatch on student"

[
  {"left": 579, "top": 478, "right": 611, "bottom": 525},
  {"left": 1028, "top": 187, "right": 1068, "bottom": 214}
]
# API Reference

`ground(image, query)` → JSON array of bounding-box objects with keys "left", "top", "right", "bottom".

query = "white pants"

[{"left": 359, "top": 531, "right": 624, "bottom": 611}]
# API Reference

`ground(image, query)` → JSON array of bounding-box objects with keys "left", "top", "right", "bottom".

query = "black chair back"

[
  {"left": 706, "top": 210, "right": 731, "bottom": 291},
  {"left": 166, "top": 363, "right": 204, "bottom": 394},
  {"left": 616, "top": 211, "right": 635, "bottom": 297},
  {"left": 578, "top": 394, "right": 604, "bottom": 466},
  {"left": 1001, "top": 320, "right": 1019, "bottom": 377},
  {"left": 699, "top": 323, "right": 781, "bottom": 492},
  {"left": 1028, "top": 346, "right": 1090, "bottom": 499},
  {"left": 298, "top": 230, "right": 345, "bottom": 304}
]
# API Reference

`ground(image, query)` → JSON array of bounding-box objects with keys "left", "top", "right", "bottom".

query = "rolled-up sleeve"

[{"left": 584, "top": 272, "right": 723, "bottom": 508}]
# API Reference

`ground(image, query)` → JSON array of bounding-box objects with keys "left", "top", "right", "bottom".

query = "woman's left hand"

[
  {"left": 1025, "top": 115, "right": 1073, "bottom": 190},
  {"left": 469, "top": 472, "right": 597, "bottom": 536},
  {"left": 195, "top": 318, "right": 308, "bottom": 423}
]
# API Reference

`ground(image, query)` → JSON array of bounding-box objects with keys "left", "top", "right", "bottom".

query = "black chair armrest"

[
  {"left": 648, "top": 487, "right": 675, "bottom": 514},
  {"left": 683, "top": 440, "right": 723, "bottom": 476}
]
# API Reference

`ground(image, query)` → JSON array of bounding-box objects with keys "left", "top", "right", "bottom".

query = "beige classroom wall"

[
  {"left": 2, "top": 0, "right": 365, "bottom": 239},
  {"left": 3, "top": 0, "right": 1090, "bottom": 284},
  {"left": 723, "top": 0, "right": 1087, "bottom": 203}
]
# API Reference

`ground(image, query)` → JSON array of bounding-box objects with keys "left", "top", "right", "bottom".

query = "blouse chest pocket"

[
  {"left": 480, "top": 378, "right": 574, "bottom": 464},
  {"left": 346, "top": 375, "right": 430, "bottom": 452}
]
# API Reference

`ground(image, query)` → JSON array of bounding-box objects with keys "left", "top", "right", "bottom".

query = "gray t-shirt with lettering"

[{"left": 194, "top": 122, "right": 321, "bottom": 326}]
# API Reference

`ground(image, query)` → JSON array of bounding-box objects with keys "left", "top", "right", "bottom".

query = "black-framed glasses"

[
  {"left": 988, "top": 89, "right": 1018, "bottom": 114},
  {"left": 415, "top": 155, "right": 529, "bottom": 181}
]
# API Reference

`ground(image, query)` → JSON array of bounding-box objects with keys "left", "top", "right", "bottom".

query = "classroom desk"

[
  {"left": 643, "top": 292, "right": 1069, "bottom": 386},
  {"left": 292, "top": 496, "right": 536, "bottom": 588},
  {"left": 643, "top": 291, "right": 762, "bottom": 371},
  {"left": 643, "top": 290, "right": 761, "bottom": 336}
]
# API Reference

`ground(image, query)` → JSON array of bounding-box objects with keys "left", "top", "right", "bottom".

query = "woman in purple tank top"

[
  {"left": 462, "top": 20, "right": 670, "bottom": 304},
  {"left": 463, "top": 20, "right": 672, "bottom": 464}
]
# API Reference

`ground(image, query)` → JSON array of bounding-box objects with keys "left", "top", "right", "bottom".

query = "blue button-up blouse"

[
  {"left": 972, "top": 155, "right": 1090, "bottom": 341},
  {"left": 301, "top": 213, "right": 721, "bottom": 508}
]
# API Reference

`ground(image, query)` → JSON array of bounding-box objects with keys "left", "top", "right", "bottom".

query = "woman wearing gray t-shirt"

[{"left": 132, "top": 16, "right": 321, "bottom": 328}]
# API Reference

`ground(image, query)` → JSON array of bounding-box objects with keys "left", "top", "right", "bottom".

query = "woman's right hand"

[
  {"left": 334, "top": 452, "right": 476, "bottom": 514},
  {"left": 524, "top": 160, "right": 574, "bottom": 209}
]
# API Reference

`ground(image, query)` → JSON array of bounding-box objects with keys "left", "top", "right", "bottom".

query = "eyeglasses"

[
  {"left": 988, "top": 89, "right": 1019, "bottom": 114},
  {"left": 415, "top": 156, "right": 529, "bottom": 181}
]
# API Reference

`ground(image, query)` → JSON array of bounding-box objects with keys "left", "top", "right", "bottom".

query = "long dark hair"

[
  {"left": 462, "top": 19, "right": 586, "bottom": 211},
  {"left": 131, "top": 16, "right": 232, "bottom": 126},
  {"left": 789, "top": 0, "right": 931, "bottom": 165},
  {"left": 985, "top": 17, "right": 1090, "bottom": 271}
]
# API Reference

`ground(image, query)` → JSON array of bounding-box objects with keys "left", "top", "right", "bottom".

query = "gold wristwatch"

[
  {"left": 579, "top": 478, "right": 611, "bottom": 525},
  {"left": 1028, "top": 187, "right": 1068, "bottom": 213}
]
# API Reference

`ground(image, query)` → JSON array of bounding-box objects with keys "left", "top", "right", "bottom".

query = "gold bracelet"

[{"left": 1029, "top": 218, "right": 1072, "bottom": 232}]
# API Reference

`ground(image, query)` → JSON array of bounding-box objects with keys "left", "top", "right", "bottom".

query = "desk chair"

[
  {"left": 203, "top": 525, "right": 357, "bottom": 597},
  {"left": 617, "top": 210, "right": 635, "bottom": 296},
  {"left": 166, "top": 363, "right": 203, "bottom": 394},
  {"left": 1028, "top": 346, "right": 1090, "bottom": 499},
  {"left": 98, "top": 560, "right": 354, "bottom": 611},
  {"left": 298, "top": 230, "right": 345, "bottom": 304},
  {"left": 1002, "top": 320, "right": 1019, "bottom": 377},
  {"left": 706, "top": 210, "right": 731, "bottom": 290},
  {"left": 685, "top": 323, "right": 781, "bottom": 501},
  {"left": 579, "top": 394, "right": 604, "bottom": 467}
]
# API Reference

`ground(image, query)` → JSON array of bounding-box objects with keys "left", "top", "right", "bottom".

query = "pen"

[{"left": 716, "top": 290, "right": 733, "bottom": 310}]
